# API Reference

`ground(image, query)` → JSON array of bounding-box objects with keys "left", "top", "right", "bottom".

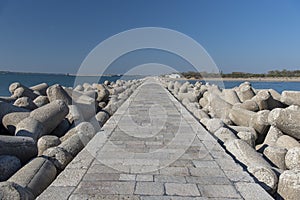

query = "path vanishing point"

[{"left": 38, "top": 78, "right": 273, "bottom": 199}]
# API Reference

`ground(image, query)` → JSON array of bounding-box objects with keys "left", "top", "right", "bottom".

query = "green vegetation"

[{"left": 180, "top": 69, "right": 300, "bottom": 79}]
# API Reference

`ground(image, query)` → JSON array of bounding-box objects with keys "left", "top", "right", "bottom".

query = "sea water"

[{"left": 0, "top": 72, "right": 299, "bottom": 96}]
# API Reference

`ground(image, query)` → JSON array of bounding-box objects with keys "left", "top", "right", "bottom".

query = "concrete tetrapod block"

[
  {"left": 50, "top": 118, "right": 70, "bottom": 138},
  {"left": 268, "top": 106, "right": 300, "bottom": 140},
  {"left": 223, "top": 89, "right": 241, "bottom": 105},
  {"left": 224, "top": 139, "right": 278, "bottom": 193},
  {"left": 263, "top": 146, "right": 287, "bottom": 170},
  {"left": 33, "top": 96, "right": 49, "bottom": 108},
  {"left": 237, "top": 131, "right": 256, "bottom": 147},
  {"left": 229, "top": 107, "right": 255, "bottom": 127},
  {"left": 233, "top": 99, "right": 259, "bottom": 112},
  {"left": 8, "top": 157, "right": 57, "bottom": 198},
  {"left": 214, "top": 127, "right": 237, "bottom": 143},
  {"left": 13, "top": 97, "right": 38, "bottom": 110},
  {"left": 285, "top": 147, "right": 300, "bottom": 170},
  {"left": 261, "top": 126, "right": 284, "bottom": 147},
  {"left": 29, "top": 100, "right": 69, "bottom": 134},
  {"left": 0, "top": 101, "right": 28, "bottom": 123},
  {"left": 237, "top": 83, "right": 255, "bottom": 102},
  {"left": 15, "top": 117, "right": 46, "bottom": 140},
  {"left": 281, "top": 91, "right": 300, "bottom": 106},
  {"left": 0, "top": 155, "right": 22, "bottom": 181},
  {"left": 12, "top": 87, "right": 39, "bottom": 100},
  {"left": 277, "top": 169, "right": 300, "bottom": 200},
  {"left": 60, "top": 122, "right": 95, "bottom": 142},
  {"left": 0, "top": 135, "right": 37, "bottom": 164},
  {"left": 247, "top": 165, "right": 278, "bottom": 194},
  {"left": 207, "top": 93, "right": 232, "bottom": 120},
  {"left": 0, "top": 181, "right": 34, "bottom": 200},
  {"left": 37, "top": 135, "right": 61, "bottom": 156},
  {"left": 249, "top": 110, "right": 270, "bottom": 143},
  {"left": 2, "top": 112, "right": 30, "bottom": 135},
  {"left": 30, "top": 83, "right": 48, "bottom": 96},
  {"left": 9, "top": 82, "right": 23, "bottom": 94},
  {"left": 46, "top": 84, "right": 72, "bottom": 105},
  {"left": 276, "top": 135, "right": 300, "bottom": 150},
  {"left": 42, "top": 147, "right": 73, "bottom": 171}
]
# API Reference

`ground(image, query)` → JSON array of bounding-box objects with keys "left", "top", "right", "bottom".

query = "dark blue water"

[
  {"left": 0, "top": 72, "right": 144, "bottom": 96},
  {"left": 187, "top": 80, "right": 300, "bottom": 93},
  {"left": 1, "top": 72, "right": 299, "bottom": 96}
]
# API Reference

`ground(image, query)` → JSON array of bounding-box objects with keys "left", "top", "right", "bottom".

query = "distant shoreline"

[{"left": 169, "top": 77, "right": 300, "bottom": 82}]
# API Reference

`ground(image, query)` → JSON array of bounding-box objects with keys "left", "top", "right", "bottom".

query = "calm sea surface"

[
  {"left": 0, "top": 72, "right": 299, "bottom": 96},
  {"left": 0, "top": 72, "right": 144, "bottom": 96}
]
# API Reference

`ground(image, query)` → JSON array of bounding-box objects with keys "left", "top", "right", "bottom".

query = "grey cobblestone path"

[{"left": 38, "top": 78, "right": 273, "bottom": 200}]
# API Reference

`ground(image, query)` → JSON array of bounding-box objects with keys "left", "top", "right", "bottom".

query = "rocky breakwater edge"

[
  {"left": 0, "top": 78, "right": 143, "bottom": 199},
  {"left": 161, "top": 78, "right": 300, "bottom": 200}
]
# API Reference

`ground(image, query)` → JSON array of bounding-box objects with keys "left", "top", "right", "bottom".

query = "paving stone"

[
  {"left": 154, "top": 175, "right": 186, "bottom": 183},
  {"left": 234, "top": 182, "right": 273, "bottom": 200},
  {"left": 192, "top": 160, "right": 219, "bottom": 168},
  {"left": 83, "top": 173, "right": 120, "bottom": 181},
  {"left": 136, "top": 174, "right": 153, "bottom": 182},
  {"left": 189, "top": 167, "right": 226, "bottom": 177},
  {"left": 165, "top": 183, "right": 201, "bottom": 196},
  {"left": 74, "top": 181, "right": 135, "bottom": 195},
  {"left": 119, "top": 174, "right": 136, "bottom": 181},
  {"left": 134, "top": 182, "right": 164, "bottom": 195},
  {"left": 37, "top": 186, "right": 74, "bottom": 200},
  {"left": 186, "top": 176, "right": 231, "bottom": 185},
  {"left": 69, "top": 194, "right": 141, "bottom": 200},
  {"left": 159, "top": 167, "right": 189, "bottom": 176},
  {"left": 52, "top": 168, "right": 86, "bottom": 187},
  {"left": 141, "top": 197, "right": 207, "bottom": 200},
  {"left": 197, "top": 184, "right": 241, "bottom": 198}
]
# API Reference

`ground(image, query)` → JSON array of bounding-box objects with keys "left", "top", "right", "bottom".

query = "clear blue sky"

[{"left": 0, "top": 0, "right": 299, "bottom": 74}]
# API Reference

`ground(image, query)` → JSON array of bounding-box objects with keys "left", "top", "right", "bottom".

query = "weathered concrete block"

[
  {"left": 46, "top": 84, "right": 72, "bottom": 105},
  {"left": 237, "top": 131, "right": 256, "bottom": 147},
  {"left": 263, "top": 146, "right": 287, "bottom": 170},
  {"left": 38, "top": 135, "right": 61, "bottom": 155},
  {"left": 207, "top": 93, "right": 232, "bottom": 120},
  {"left": 0, "top": 181, "right": 34, "bottom": 200},
  {"left": 30, "top": 83, "right": 48, "bottom": 96},
  {"left": 15, "top": 117, "right": 45, "bottom": 140},
  {"left": 30, "top": 100, "right": 69, "bottom": 134},
  {"left": 229, "top": 107, "right": 254, "bottom": 127},
  {"left": 262, "top": 126, "right": 284, "bottom": 147},
  {"left": 233, "top": 99, "right": 259, "bottom": 112},
  {"left": 0, "top": 155, "right": 22, "bottom": 181},
  {"left": 268, "top": 106, "right": 300, "bottom": 140},
  {"left": 214, "top": 127, "right": 237, "bottom": 143},
  {"left": 285, "top": 147, "right": 300, "bottom": 170},
  {"left": 2, "top": 112, "right": 30, "bottom": 134},
  {"left": 223, "top": 89, "right": 241, "bottom": 105},
  {"left": 192, "top": 109, "right": 209, "bottom": 120},
  {"left": 277, "top": 169, "right": 300, "bottom": 200},
  {"left": 9, "top": 157, "right": 57, "bottom": 198},
  {"left": 0, "top": 101, "right": 28, "bottom": 123},
  {"left": 33, "top": 96, "right": 49, "bottom": 108},
  {"left": 42, "top": 147, "right": 73, "bottom": 171},
  {"left": 13, "top": 87, "right": 38, "bottom": 100},
  {"left": 50, "top": 119, "right": 70, "bottom": 138},
  {"left": 247, "top": 165, "right": 278, "bottom": 193},
  {"left": 276, "top": 135, "right": 300, "bottom": 150},
  {"left": 281, "top": 91, "right": 300, "bottom": 106},
  {"left": 206, "top": 118, "right": 224, "bottom": 133},
  {"left": 237, "top": 82, "right": 255, "bottom": 102},
  {"left": 0, "top": 135, "right": 37, "bottom": 164},
  {"left": 249, "top": 110, "right": 270, "bottom": 143},
  {"left": 225, "top": 139, "right": 271, "bottom": 167},
  {"left": 13, "top": 97, "right": 37, "bottom": 110}
]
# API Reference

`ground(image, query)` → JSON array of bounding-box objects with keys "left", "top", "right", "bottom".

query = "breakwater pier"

[{"left": 1, "top": 77, "right": 299, "bottom": 199}]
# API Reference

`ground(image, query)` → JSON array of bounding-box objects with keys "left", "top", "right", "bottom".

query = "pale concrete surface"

[{"left": 38, "top": 78, "right": 273, "bottom": 199}]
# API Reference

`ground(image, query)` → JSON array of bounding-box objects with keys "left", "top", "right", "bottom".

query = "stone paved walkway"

[{"left": 38, "top": 78, "right": 273, "bottom": 200}]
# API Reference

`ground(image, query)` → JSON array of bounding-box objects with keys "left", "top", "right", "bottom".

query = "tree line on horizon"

[{"left": 180, "top": 69, "right": 300, "bottom": 79}]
